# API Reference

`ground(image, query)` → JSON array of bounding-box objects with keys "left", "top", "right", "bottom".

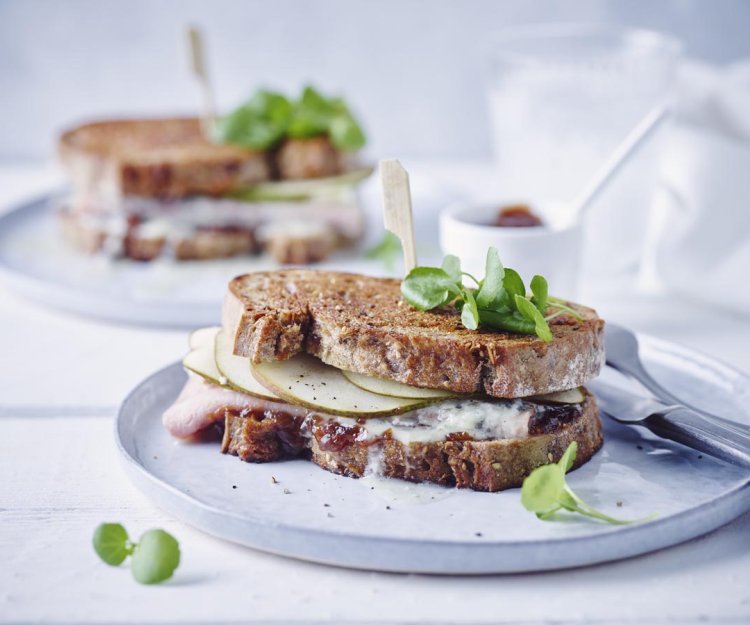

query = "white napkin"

[{"left": 653, "top": 60, "right": 750, "bottom": 315}]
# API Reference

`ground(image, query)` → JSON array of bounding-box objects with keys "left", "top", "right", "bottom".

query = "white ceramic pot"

[{"left": 439, "top": 203, "right": 583, "bottom": 300}]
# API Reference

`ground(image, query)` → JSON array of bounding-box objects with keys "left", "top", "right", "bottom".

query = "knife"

[{"left": 589, "top": 379, "right": 750, "bottom": 469}]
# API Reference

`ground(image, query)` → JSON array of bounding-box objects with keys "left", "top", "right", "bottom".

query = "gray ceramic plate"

[{"left": 116, "top": 334, "right": 750, "bottom": 573}]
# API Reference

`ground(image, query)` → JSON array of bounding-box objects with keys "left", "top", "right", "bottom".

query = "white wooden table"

[{"left": 1, "top": 163, "right": 749, "bottom": 624}]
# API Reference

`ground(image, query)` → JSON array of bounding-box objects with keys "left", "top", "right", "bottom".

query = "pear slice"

[
  {"left": 182, "top": 328, "right": 227, "bottom": 386},
  {"left": 531, "top": 387, "right": 585, "bottom": 404},
  {"left": 342, "top": 369, "right": 457, "bottom": 400},
  {"left": 251, "top": 354, "right": 434, "bottom": 417},
  {"left": 230, "top": 166, "right": 373, "bottom": 202},
  {"left": 189, "top": 326, "right": 221, "bottom": 350},
  {"left": 214, "top": 329, "right": 281, "bottom": 402}
]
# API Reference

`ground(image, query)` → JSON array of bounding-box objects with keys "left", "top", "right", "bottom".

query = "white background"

[{"left": 2, "top": 0, "right": 750, "bottom": 161}]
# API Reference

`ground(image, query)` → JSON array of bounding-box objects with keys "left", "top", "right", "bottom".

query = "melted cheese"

[{"left": 335, "top": 399, "right": 533, "bottom": 444}]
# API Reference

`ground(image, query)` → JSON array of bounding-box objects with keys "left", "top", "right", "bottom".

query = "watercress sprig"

[
  {"left": 93, "top": 523, "right": 180, "bottom": 585},
  {"left": 400, "top": 247, "right": 579, "bottom": 341},
  {"left": 214, "top": 85, "right": 365, "bottom": 151},
  {"left": 521, "top": 443, "right": 654, "bottom": 525}
]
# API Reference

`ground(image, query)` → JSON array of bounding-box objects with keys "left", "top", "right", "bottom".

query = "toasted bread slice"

[
  {"left": 59, "top": 118, "right": 271, "bottom": 198},
  {"left": 223, "top": 270, "right": 605, "bottom": 398},
  {"left": 221, "top": 391, "right": 602, "bottom": 492}
]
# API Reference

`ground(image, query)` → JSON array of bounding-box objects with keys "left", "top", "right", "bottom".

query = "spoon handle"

[{"left": 574, "top": 104, "right": 668, "bottom": 220}]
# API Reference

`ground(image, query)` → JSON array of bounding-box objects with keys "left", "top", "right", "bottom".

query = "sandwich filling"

[
  {"left": 60, "top": 192, "right": 364, "bottom": 262},
  {"left": 164, "top": 372, "right": 585, "bottom": 447},
  {"left": 162, "top": 364, "right": 598, "bottom": 493}
]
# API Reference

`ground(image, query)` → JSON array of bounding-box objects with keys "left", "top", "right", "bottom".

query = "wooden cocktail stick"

[
  {"left": 186, "top": 25, "right": 217, "bottom": 139},
  {"left": 380, "top": 159, "right": 417, "bottom": 273}
]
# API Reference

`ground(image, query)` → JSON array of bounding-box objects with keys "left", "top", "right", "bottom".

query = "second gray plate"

[{"left": 116, "top": 334, "right": 750, "bottom": 573}]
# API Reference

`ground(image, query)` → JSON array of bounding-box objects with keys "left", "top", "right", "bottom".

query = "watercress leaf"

[
  {"left": 130, "top": 529, "right": 180, "bottom": 585},
  {"left": 515, "top": 294, "right": 542, "bottom": 323},
  {"left": 536, "top": 508, "right": 562, "bottom": 521},
  {"left": 514, "top": 295, "right": 553, "bottom": 342},
  {"left": 92, "top": 523, "right": 130, "bottom": 566},
  {"left": 213, "top": 90, "right": 293, "bottom": 150},
  {"left": 328, "top": 97, "right": 366, "bottom": 148},
  {"left": 400, "top": 267, "right": 456, "bottom": 310},
  {"left": 441, "top": 255, "right": 462, "bottom": 283},
  {"left": 521, "top": 464, "right": 565, "bottom": 514},
  {"left": 487, "top": 288, "right": 512, "bottom": 312},
  {"left": 475, "top": 247, "right": 505, "bottom": 308},
  {"left": 503, "top": 268, "right": 525, "bottom": 308},
  {"left": 299, "top": 85, "right": 330, "bottom": 109},
  {"left": 558, "top": 441, "right": 578, "bottom": 473},
  {"left": 329, "top": 99, "right": 366, "bottom": 151},
  {"left": 461, "top": 289, "right": 479, "bottom": 330},
  {"left": 478, "top": 309, "right": 535, "bottom": 334},
  {"left": 288, "top": 86, "right": 333, "bottom": 138},
  {"left": 484, "top": 247, "right": 505, "bottom": 290},
  {"left": 530, "top": 275, "right": 548, "bottom": 314},
  {"left": 461, "top": 307, "right": 476, "bottom": 330},
  {"left": 330, "top": 115, "right": 365, "bottom": 150},
  {"left": 365, "top": 231, "right": 401, "bottom": 270}
]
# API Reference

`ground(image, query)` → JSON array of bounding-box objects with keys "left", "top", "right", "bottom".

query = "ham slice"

[{"left": 162, "top": 373, "right": 307, "bottom": 438}]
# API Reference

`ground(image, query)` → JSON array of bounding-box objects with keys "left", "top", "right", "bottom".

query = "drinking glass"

[{"left": 487, "top": 24, "right": 681, "bottom": 293}]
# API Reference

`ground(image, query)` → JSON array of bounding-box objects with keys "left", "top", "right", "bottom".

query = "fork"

[
  {"left": 604, "top": 323, "right": 750, "bottom": 437},
  {"left": 590, "top": 379, "right": 750, "bottom": 468}
]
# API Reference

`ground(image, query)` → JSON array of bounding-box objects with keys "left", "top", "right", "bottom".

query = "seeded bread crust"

[
  {"left": 59, "top": 118, "right": 271, "bottom": 198},
  {"left": 221, "top": 393, "right": 602, "bottom": 492},
  {"left": 224, "top": 270, "right": 605, "bottom": 398}
]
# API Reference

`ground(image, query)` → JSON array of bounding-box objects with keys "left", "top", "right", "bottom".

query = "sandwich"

[
  {"left": 58, "top": 87, "right": 370, "bottom": 263},
  {"left": 163, "top": 257, "right": 605, "bottom": 492}
]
